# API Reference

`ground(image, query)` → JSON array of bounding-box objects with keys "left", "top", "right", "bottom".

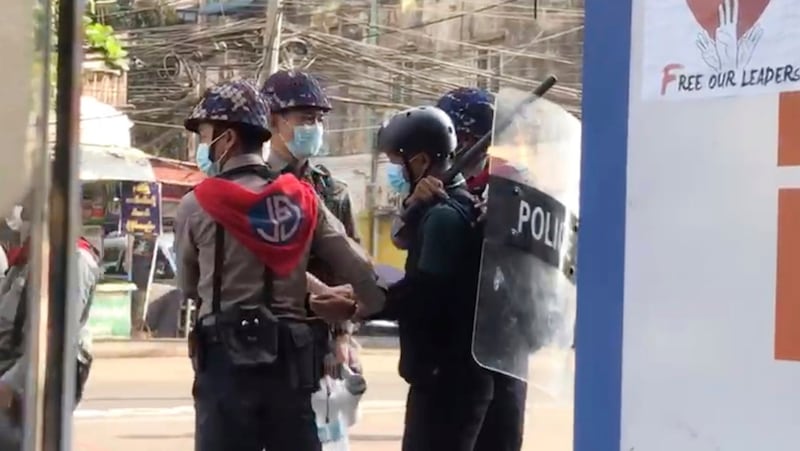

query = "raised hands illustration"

[
  {"left": 696, "top": 31, "right": 722, "bottom": 71},
  {"left": 694, "top": 0, "right": 763, "bottom": 71},
  {"left": 737, "top": 24, "right": 763, "bottom": 68},
  {"left": 715, "top": 0, "right": 740, "bottom": 71}
]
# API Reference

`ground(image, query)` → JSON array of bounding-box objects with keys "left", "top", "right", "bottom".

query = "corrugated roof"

[
  {"left": 148, "top": 157, "right": 206, "bottom": 186},
  {"left": 80, "top": 145, "right": 156, "bottom": 182}
]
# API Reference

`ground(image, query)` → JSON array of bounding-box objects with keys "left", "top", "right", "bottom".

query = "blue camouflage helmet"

[
  {"left": 435, "top": 87, "right": 496, "bottom": 144},
  {"left": 261, "top": 70, "right": 332, "bottom": 113},
  {"left": 184, "top": 79, "right": 271, "bottom": 139}
]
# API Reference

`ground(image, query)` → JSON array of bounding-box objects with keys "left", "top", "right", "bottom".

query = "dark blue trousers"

[
  {"left": 401, "top": 367, "right": 526, "bottom": 451},
  {"left": 474, "top": 373, "right": 527, "bottom": 451},
  {"left": 193, "top": 345, "right": 321, "bottom": 451}
]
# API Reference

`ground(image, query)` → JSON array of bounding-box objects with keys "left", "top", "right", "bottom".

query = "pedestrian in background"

[{"left": 0, "top": 192, "right": 100, "bottom": 449}]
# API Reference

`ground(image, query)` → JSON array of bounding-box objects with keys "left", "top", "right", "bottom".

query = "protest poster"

[{"left": 642, "top": 0, "right": 800, "bottom": 100}]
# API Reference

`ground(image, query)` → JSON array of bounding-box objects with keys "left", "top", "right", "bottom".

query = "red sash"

[
  {"left": 7, "top": 237, "right": 98, "bottom": 269},
  {"left": 466, "top": 167, "right": 490, "bottom": 192},
  {"left": 193, "top": 174, "right": 318, "bottom": 277}
]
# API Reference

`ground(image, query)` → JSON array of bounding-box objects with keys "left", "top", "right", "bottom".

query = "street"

[{"left": 73, "top": 348, "right": 574, "bottom": 451}]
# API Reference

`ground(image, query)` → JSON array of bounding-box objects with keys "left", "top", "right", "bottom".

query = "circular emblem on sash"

[{"left": 248, "top": 194, "right": 303, "bottom": 245}]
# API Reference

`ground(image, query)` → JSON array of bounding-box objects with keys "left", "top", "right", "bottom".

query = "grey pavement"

[
  {"left": 73, "top": 349, "right": 574, "bottom": 451},
  {"left": 91, "top": 335, "right": 401, "bottom": 359}
]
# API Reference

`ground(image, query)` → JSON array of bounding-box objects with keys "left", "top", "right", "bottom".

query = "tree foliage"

[
  {"left": 40, "top": 0, "right": 129, "bottom": 70},
  {"left": 82, "top": 0, "right": 129, "bottom": 70}
]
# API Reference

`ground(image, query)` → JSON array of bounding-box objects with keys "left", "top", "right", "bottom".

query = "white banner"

[{"left": 641, "top": 0, "right": 800, "bottom": 100}]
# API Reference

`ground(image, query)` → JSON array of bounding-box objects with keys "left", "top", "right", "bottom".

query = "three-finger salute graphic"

[
  {"left": 689, "top": 0, "right": 766, "bottom": 71},
  {"left": 643, "top": 0, "right": 800, "bottom": 100}
]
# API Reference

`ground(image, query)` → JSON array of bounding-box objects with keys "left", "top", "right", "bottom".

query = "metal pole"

[
  {"left": 188, "top": 0, "right": 207, "bottom": 161},
  {"left": 21, "top": 0, "right": 55, "bottom": 448},
  {"left": 366, "top": 0, "right": 379, "bottom": 258},
  {"left": 257, "top": 0, "right": 283, "bottom": 86},
  {"left": 42, "top": 0, "right": 83, "bottom": 447},
  {"left": 269, "top": 0, "right": 283, "bottom": 76}
]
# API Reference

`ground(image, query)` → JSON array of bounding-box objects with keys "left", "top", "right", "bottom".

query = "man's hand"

[
  {"left": 326, "top": 284, "right": 354, "bottom": 299},
  {"left": 310, "top": 284, "right": 357, "bottom": 322},
  {"left": 405, "top": 176, "right": 447, "bottom": 207}
]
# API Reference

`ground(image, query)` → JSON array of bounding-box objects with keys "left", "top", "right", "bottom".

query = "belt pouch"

[
  {"left": 188, "top": 327, "right": 204, "bottom": 372},
  {"left": 310, "top": 320, "right": 330, "bottom": 381},
  {"left": 218, "top": 304, "right": 279, "bottom": 368},
  {"left": 283, "top": 322, "right": 320, "bottom": 392},
  {"left": 75, "top": 347, "right": 93, "bottom": 404}
]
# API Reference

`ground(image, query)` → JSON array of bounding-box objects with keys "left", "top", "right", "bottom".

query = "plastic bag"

[{"left": 311, "top": 366, "right": 366, "bottom": 451}]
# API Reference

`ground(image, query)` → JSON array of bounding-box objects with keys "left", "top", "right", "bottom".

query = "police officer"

[
  {"left": 260, "top": 70, "right": 360, "bottom": 242},
  {"left": 436, "top": 87, "right": 527, "bottom": 451},
  {"left": 374, "top": 106, "right": 492, "bottom": 451},
  {"left": 261, "top": 69, "right": 363, "bottom": 376},
  {"left": 176, "top": 79, "right": 384, "bottom": 451},
  {"left": 0, "top": 192, "right": 100, "bottom": 449}
]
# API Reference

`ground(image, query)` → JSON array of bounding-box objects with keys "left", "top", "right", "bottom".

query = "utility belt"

[
  {"left": 187, "top": 208, "right": 329, "bottom": 392},
  {"left": 188, "top": 305, "right": 329, "bottom": 392}
]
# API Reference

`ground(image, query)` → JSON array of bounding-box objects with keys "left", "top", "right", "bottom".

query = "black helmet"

[{"left": 377, "top": 106, "right": 457, "bottom": 162}]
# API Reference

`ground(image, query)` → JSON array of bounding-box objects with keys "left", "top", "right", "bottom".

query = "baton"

[{"left": 400, "top": 75, "right": 558, "bottom": 223}]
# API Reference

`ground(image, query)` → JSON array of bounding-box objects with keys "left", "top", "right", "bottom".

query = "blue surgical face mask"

[
  {"left": 287, "top": 123, "right": 324, "bottom": 159},
  {"left": 386, "top": 163, "right": 410, "bottom": 194},
  {"left": 195, "top": 132, "right": 228, "bottom": 176},
  {"left": 195, "top": 143, "right": 217, "bottom": 176}
]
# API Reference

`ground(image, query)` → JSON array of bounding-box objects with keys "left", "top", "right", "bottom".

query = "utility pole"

[
  {"left": 24, "top": 0, "right": 83, "bottom": 448},
  {"left": 188, "top": 0, "right": 207, "bottom": 161},
  {"left": 365, "top": 0, "right": 380, "bottom": 259},
  {"left": 257, "top": 0, "right": 283, "bottom": 86}
]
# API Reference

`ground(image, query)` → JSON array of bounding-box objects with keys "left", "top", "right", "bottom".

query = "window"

[
  {"left": 154, "top": 248, "right": 176, "bottom": 281},
  {"left": 391, "top": 60, "right": 415, "bottom": 104},
  {"left": 476, "top": 47, "right": 503, "bottom": 92},
  {"left": 476, "top": 49, "right": 489, "bottom": 89},
  {"left": 391, "top": 75, "right": 402, "bottom": 103},
  {"left": 490, "top": 52, "right": 502, "bottom": 92},
  {"left": 102, "top": 246, "right": 124, "bottom": 275}
]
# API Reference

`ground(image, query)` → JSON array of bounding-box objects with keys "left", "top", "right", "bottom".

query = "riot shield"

[{"left": 472, "top": 87, "right": 580, "bottom": 387}]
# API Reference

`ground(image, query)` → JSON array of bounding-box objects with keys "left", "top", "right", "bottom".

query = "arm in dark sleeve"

[
  {"left": 371, "top": 204, "right": 467, "bottom": 320},
  {"left": 175, "top": 194, "right": 200, "bottom": 302}
]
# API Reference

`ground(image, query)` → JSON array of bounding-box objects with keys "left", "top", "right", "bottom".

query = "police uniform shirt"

[
  {"left": 0, "top": 245, "right": 100, "bottom": 391},
  {"left": 175, "top": 153, "right": 384, "bottom": 319},
  {"left": 266, "top": 151, "right": 360, "bottom": 243}
]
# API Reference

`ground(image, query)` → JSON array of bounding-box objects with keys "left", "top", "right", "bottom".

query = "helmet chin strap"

[
  {"left": 401, "top": 153, "right": 429, "bottom": 193},
  {"left": 210, "top": 129, "right": 234, "bottom": 171}
]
